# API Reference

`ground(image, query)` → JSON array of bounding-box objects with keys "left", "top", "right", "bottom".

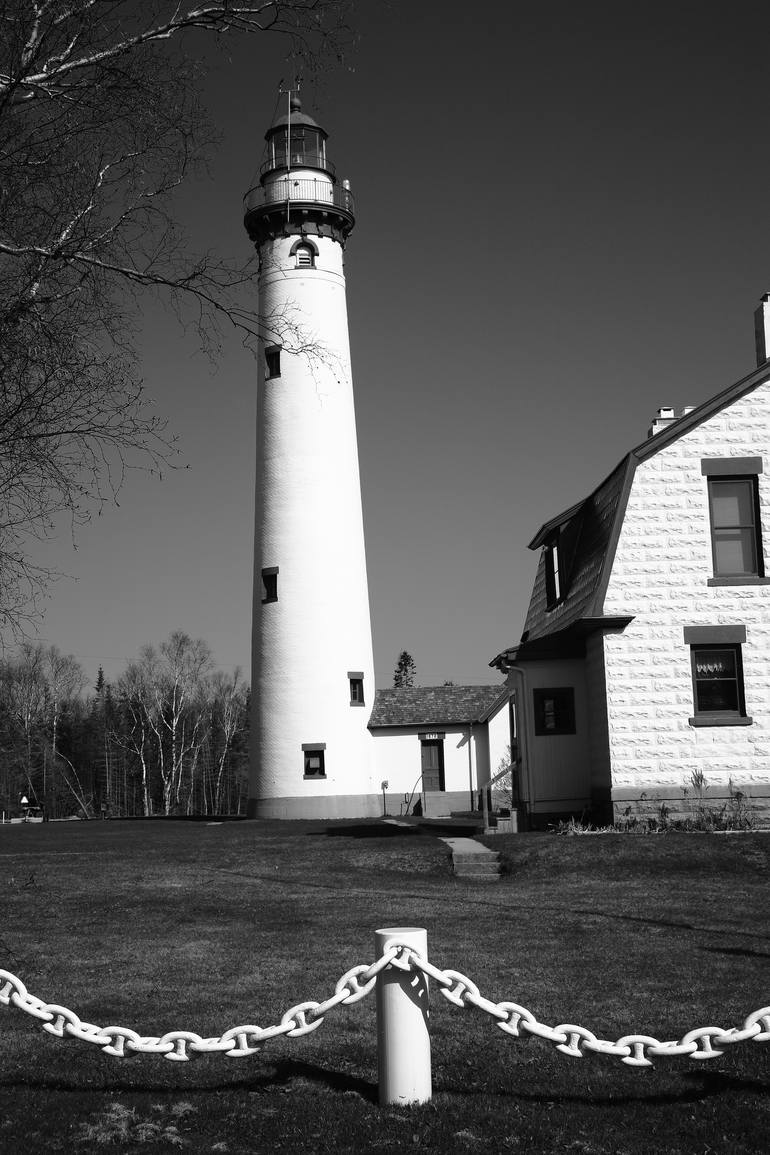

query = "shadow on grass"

[
  {"left": 701, "top": 944, "right": 770, "bottom": 959},
  {"left": 320, "top": 824, "right": 422, "bottom": 839},
  {"left": 437, "top": 1068, "right": 770, "bottom": 1106},
  {"left": 0, "top": 1058, "right": 378, "bottom": 1101},
  {"left": 3, "top": 1062, "right": 767, "bottom": 1108},
  {"left": 314, "top": 820, "right": 482, "bottom": 839}
]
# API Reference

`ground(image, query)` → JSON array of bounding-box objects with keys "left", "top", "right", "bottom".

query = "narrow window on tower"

[
  {"left": 261, "top": 566, "right": 278, "bottom": 604},
  {"left": 348, "top": 671, "right": 365, "bottom": 706},
  {"left": 265, "top": 345, "right": 281, "bottom": 379},
  {"left": 302, "top": 743, "right": 326, "bottom": 778},
  {"left": 295, "top": 243, "right": 316, "bottom": 269}
]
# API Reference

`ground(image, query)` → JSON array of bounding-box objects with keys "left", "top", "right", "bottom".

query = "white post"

[{"left": 375, "top": 926, "right": 431, "bottom": 1105}]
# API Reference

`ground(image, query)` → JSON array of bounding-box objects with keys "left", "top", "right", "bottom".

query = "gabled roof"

[
  {"left": 491, "top": 358, "right": 770, "bottom": 669},
  {"left": 368, "top": 684, "right": 508, "bottom": 729}
]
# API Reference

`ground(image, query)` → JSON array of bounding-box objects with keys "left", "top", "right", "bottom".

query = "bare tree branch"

[{"left": 0, "top": 0, "right": 353, "bottom": 637}]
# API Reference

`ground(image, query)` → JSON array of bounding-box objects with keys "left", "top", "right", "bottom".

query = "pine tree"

[{"left": 393, "top": 651, "right": 417, "bottom": 689}]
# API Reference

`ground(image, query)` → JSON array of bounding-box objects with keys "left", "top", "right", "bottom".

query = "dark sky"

[{"left": 27, "top": 1, "right": 770, "bottom": 689}]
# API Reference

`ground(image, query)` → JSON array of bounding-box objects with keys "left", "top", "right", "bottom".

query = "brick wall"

[{"left": 602, "top": 382, "right": 770, "bottom": 825}]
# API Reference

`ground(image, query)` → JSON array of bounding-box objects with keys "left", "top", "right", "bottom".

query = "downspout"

[
  {"left": 502, "top": 665, "right": 533, "bottom": 829},
  {"left": 469, "top": 719, "right": 490, "bottom": 829},
  {"left": 467, "top": 721, "right": 474, "bottom": 812}
]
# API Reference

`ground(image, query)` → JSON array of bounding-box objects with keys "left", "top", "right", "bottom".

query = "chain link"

[{"left": 2, "top": 948, "right": 768, "bottom": 1069}]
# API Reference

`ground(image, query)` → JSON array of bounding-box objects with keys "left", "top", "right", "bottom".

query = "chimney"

[
  {"left": 754, "top": 293, "right": 770, "bottom": 367},
  {"left": 647, "top": 405, "right": 696, "bottom": 439},
  {"left": 648, "top": 406, "right": 676, "bottom": 438}
]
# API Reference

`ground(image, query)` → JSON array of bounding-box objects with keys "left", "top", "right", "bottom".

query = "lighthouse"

[{"left": 243, "top": 94, "right": 377, "bottom": 819}]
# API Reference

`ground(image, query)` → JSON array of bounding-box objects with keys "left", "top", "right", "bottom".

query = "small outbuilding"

[{"left": 368, "top": 684, "right": 513, "bottom": 818}]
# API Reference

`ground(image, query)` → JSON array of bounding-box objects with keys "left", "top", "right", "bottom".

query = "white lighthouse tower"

[{"left": 243, "top": 94, "right": 377, "bottom": 819}]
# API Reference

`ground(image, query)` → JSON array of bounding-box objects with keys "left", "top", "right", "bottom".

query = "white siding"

[
  {"left": 514, "top": 659, "right": 592, "bottom": 815},
  {"left": 371, "top": 722, "right": 503, "bottom": 816}
]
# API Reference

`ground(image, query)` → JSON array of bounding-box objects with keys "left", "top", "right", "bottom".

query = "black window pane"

[
  {"left": 261, "top": 569, "right": 278, "bottom": 603},
  {"left": 265, "top": 348, "right": 281, "bottom": 378},
  {"left": 696, "top": 679, "right": 739, "bottom": 712},
  {"left": 304, "top": 750, "right": 325, "bottom": 776},
  {"left": 533, "top": 687, "right": 576, "bottom": 735},
  {"left": 350, "top": 678, "right": 364, "bottom": 704},
  {"left": 692, "top": 645, "right": 742, "bottom": 715}
]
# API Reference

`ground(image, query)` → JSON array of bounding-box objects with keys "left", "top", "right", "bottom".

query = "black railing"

[{"left": 244, "top": 178, "right": 355, "bottom": 217}]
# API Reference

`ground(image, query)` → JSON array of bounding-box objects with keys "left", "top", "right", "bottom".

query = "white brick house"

[{"left": 491, "top": 352, "right": 770, "bottom": 828}]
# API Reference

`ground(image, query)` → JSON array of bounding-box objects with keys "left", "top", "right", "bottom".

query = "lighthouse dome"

[{"left": 261, "top": 93, "right": 332, "bottom": 179}]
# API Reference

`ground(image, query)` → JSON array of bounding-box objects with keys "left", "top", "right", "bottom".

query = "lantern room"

[
  {"left": 260, "top": 93, "right": 333, "bottom": 179},
  {"left": 244, "top": 92, "right": 355, "bottom": 248}
]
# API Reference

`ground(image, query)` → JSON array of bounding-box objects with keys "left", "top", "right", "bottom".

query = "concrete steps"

[{"left": 440, "top": 836, "right": 501, "bottom": 882}]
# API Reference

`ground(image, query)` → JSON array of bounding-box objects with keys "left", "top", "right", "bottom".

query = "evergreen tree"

[{"left": 393, "top": 651, "right": 417, "bottom": 689}]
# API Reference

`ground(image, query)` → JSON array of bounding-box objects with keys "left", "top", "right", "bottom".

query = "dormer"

[{"left": 529, "top": 499, "right": 586, "bottom": 611}]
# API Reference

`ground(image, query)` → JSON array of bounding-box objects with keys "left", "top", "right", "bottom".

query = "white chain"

[
  {"left": 0, "top": 950, "right": 398, "bottom": 1063},
  {"left": 382, "top": 939, "right": 770, "bottom": 1068},
  {"left": 3, "top": 939, "right": 769, "bottom": 1068}
]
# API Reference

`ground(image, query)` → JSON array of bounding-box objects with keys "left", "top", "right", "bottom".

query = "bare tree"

[
  {"left": 0, "top": 640, "right": 89, "bottom": 813},
  {"left": 0, "top": 1, "right": 352, "bottom": 636}
]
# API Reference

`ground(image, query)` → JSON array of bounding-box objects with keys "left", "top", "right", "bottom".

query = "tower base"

[{"left": 246, "top": 792, "right": 383, "bottom": 820}]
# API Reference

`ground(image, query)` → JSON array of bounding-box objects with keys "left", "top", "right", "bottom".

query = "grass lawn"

[{"left": 1, "top": 819, "right": 768, "bottom": 1153}]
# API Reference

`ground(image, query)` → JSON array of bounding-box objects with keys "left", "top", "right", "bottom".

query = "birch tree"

[
  {"left": 114, "top": 661, "right": 157, "bottom": 816},
  {"left": 128, "top": 631, "right": 213, "bottom": 813},
  {"left": 0, "top": 642, "right": 46, "bottom": 799},
  {"left": 209, "top": 668, "right": 247, "bottom": 813},
  {"left": 41, "top": 644, "right": 91, "bottom": 816}
]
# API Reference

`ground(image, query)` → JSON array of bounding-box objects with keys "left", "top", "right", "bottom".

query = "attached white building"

[{"left": 492, "top": 306, "right": 770, "bottom": 829}]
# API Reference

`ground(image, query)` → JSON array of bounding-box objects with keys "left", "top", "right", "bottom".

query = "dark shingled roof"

[
  {"left": 520, "top": 457, "right": 631, "bottom": 644},
  {"left": 368, "top": 685, "right": 507, "bottom": 729},
  {"left": 491, "top": 358, "right": 770, "bottom": 670}
]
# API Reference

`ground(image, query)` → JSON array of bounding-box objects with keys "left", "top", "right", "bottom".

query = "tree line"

[{"left": 0, "top": 630, "right": 248, "bottom": 819}]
